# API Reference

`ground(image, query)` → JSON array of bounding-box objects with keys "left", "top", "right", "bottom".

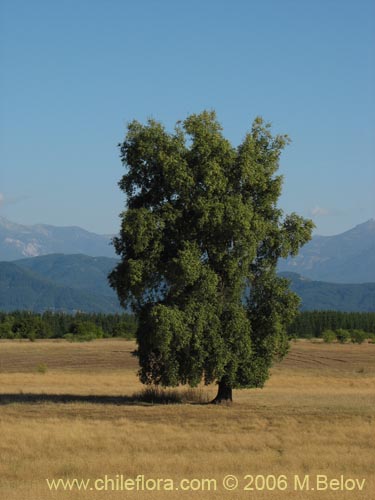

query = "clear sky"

[{"left": 1, "top": 0, "right": 374, "bottom": 236}]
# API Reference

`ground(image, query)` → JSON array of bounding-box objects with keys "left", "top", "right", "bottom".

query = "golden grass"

[{"left": 0, "top": 339, "right": 374, "bottom": 499}]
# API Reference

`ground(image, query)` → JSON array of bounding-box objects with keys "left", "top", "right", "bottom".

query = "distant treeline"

[
  {"left": 0, "top": 311, "right": 137, "bottom": 341},
  {"left": 288, "top": 311, "right": 375, "bottom": 338},
  {"left": 1, "top": 310, "right": 375, "bottom": 341}
]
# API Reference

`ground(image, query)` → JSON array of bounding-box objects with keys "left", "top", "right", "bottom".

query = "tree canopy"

[{"left": 109, "top": 110, "right": 314, "bottom": 402}]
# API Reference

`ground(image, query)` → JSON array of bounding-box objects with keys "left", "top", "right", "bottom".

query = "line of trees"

[
  {"left": 288, "top": 311, "right": 375, "bottom": 338},
  {"left": 321, "top": 328, "right": 373, "bottom": 344},
  {"left": 0, "top": 311, "right": 137, "bottom": 341},
  {"left": 1, "top": 310, "right": 375, "bottom": 342}
]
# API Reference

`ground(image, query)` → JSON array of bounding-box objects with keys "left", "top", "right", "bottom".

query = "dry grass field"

[{"left": 0, "top": 338, "right": 374, "bottom": 499}]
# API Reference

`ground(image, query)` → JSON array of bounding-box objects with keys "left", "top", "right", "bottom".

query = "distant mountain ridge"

[
  {"left": 16, "top": 253, "right": 119, "bottom": 296},
  {"left": 1, "top": 217, "right": 374, "bottom": 284},
  {"left": 0, "top": 254, "right": 374, "bottom": 313},
  {"left": 280, "top": 272, "right": 375, "bottom": 312},
  {"left": 0, "top": 217, "right": 375, "bottom": 313},
  {"left": 278, "top": 219, "right": 375, "bottom": 283},
  {"left": 0, "top": 216, "right": 116, "bottom": 260},
  {"left": 0, "top": 254, "right": 122, "bottom": 313}
]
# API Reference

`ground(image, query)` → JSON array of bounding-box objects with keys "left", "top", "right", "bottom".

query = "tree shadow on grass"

[
  {"left": 0, "top": 387, "right": 211, "bottom": 406},
  {"left": 0, "top": 393, "right": 148, "bottom": 406}
]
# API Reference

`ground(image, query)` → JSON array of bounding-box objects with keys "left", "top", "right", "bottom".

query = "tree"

[
  {"left": 11, "top": 315, "right": 52, "bottom": 340},
  {"left": 336, "top": 328, "right": 351, "bottom": 344},
  {"left": 66, "top": 320, "right": 104, "bottom": 341},
  {"left": 109, "top": 111, "right": 314, "bottom": 403},
  {"left": 322, "top": 329, "right": 336, "bottom": 343}
]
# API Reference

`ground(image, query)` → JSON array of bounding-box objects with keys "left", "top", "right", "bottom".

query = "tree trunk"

[{"left": 211, "top": 378, "right": 233, "bottom": 404}]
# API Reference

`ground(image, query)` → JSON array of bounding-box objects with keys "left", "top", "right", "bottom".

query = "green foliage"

[
  {"left": 0, "top": 316, "right": 16, "bottom": 339},
  {"left": 336, "top": 329, "right": 351, "bottom": 344},
  {"left": 63, "top": 332, "right": 95, "bottom": 342},
  {"left": 288, "top": 311, "right": 375, "bottom": 338},
  {"left": 36, "top": 363, "right": 47, "bottom": 374},
  {"left": 109, "top": 111, "right": 313, "bottom": 393},
  {"left": 350, "top": 329, "right": 367, "bottom": 344},
  {"left": 11, "top": 315, "right": 52, "bottom": 340},
  {"left": 110, "top": 316, "right": 138, "bottom": 339},
  {"left": 27, "top": 330, "right": 36, "bottom": 342},
  {"left": 63, "top": 333, "right": 76, "bottom": 342},
  {"left": 322, "top": 329, "right": 336, "bottom": 343},
  {"left": 0, "top": 311, "right": 137, "bottom": 340},
  {"left": 64, "top": 320, "right": 104, "bottom": 342}
]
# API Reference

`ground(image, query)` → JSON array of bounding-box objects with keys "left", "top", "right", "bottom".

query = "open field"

[{"left": 0, "top": 339, "right": 374, "bottom": 499}]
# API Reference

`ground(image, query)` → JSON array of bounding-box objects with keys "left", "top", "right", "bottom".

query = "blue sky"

[{"left": 1, "top": 0, "right": 374, "bottom": 236}]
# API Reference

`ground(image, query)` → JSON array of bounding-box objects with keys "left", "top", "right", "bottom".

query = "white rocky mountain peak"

[{"left": 0, "top": 216, "right": 115, "bottom": 260}]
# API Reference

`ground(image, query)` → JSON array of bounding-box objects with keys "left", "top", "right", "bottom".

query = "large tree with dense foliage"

[{"left": 109, "top": 111, "right": 314, "bottom": 402}]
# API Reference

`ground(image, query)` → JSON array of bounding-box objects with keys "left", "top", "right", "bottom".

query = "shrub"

[
  {"left": 63, "top": 332, "right": 96, "bottom": 342},
  {"left": 111, "top": 318, "right": 137, "bottom": 339},
  {"left": 335, "top": 329, "right": 351, "bottom": 344},
  {"left": 0, "top": 318, "right": 14, "bottom": 338},
  {"left": 27, "top": 330, "right": 36, "bottom": 342},
  {"left": 0, "top": 322, "right": 16, "bottom": 339},
  {"left": 12, "top": 317, "right": 52, "bottom": 339},
  {"left": 63, "top": 333, "right": 75, "bottom": 342},
  {"left": 36, "top": 363, "right": 47, "bottom": 374},
  {"left": 66, "top": 320, "right": 104, "bottom": 341},
  {"left": 322, "top": 329, "right": 336, "bottom": 343},
  {"left": 350, "top": 329, "right": 367, "bottom": 344}
]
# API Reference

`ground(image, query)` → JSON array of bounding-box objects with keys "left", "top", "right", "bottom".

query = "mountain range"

[
  {"left": 278, "top": 219, "right": 375, "bottom": 283},
  {"left": 0, "top": 254, "right": 374, "bottom": 313},
  {"left": 0, "top": 216, "right": 115, "bottom": 260},
  {"left": 1, "top": 216, "right": 374, "bottom": 283},
  {"left": 0, "top": 217, "right": 374, "bottom": 313},
  {"left": 279, "top": 272, "right": 375, "bottom": 312},
  {"left": 0, "top": 254, "right": 122, "bottom": 313}
]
